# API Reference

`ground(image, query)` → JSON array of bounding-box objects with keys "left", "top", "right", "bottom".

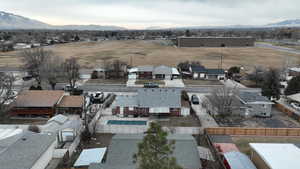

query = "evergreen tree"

[
  {"left": 285, "top": 76, "right": 300, "bottom": 95},
  {"left": 133, "top": 123, "right": 182, "bottom": 169},
  {"left": 262, "top": 69, "right": 281, "bottom": 100}
]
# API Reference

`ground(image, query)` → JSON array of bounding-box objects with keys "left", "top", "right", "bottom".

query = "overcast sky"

[{"left": 1, "top": 0, "right": 299, "bottom": 29}]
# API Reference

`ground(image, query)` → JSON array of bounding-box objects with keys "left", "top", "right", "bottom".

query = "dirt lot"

[
  {"left": 1, "top": 40, "right": 299, "bottom": 70},
  {"left": 216, "top": 106, "right": 300, "bottom": 128},
  {"left": 233, "top": 136, "right": 300, "bottom": 156},
  {"left": 156, "top": 115, "right": 201, "bottom": 127}
]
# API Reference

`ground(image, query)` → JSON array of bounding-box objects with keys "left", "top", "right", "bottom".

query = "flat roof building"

[
  {"left": 249, "top": 143, "right": 300, "bottom": 169},
  {"left": 177, "top": 37, "right": 255, "bottom": 47}
]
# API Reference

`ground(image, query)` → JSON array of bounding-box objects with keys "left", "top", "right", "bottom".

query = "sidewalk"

[{"left": 221, "top": 79, "right": 246, "bottom": 88}]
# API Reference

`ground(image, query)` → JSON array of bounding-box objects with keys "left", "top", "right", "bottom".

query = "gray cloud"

[{"left": 0, "top": 0, "right": 299, "bottom": 28}]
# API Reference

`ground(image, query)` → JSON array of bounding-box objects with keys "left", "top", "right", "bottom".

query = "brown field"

[{"left": 0, "top": 40, "right": 299, "bottom": 71}]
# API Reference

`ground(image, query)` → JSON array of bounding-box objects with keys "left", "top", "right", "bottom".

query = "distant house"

[
  {"left": 189, "top": 65, "right": 225, "bottom": 80},
  {"left": 190, "top": 65, "right": 207, "bottom": 79},
  {"left": 88, "top": 134, "right": 202, "bottom": 169},
  {"left": 288, "top": 67, "right": 300, "bottom": 77},
  {"left": 128, "top": 65, "right": 180, "bottom": 80},
  {"left": 57, "top": 95, "right": 84, "bottom": 115},
  {"left": 249, "top": 143, "right": 300, "bottom": 169},
  {"left": 235, "top": 92, "right": 273, "bottom": 117},
  {"left": 0, "top": 67, "right": 28, "bottom": 77},
  {"left": 10, "top": 90, "right": 65, "bottom": 117},
  {"left": 112, "top": 88, "right": 190, "bottom": 117},
  {"left": 0, "top": 131, "right": 57, "bottom": 169},
  {"left": 206, "top": 69, "right": 226, "bottom": 80}
]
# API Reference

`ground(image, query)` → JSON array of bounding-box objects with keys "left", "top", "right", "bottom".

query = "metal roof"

[
  {"left": 91, "top": 134, "right": 201, "bottom": 169},
  {"left": 237, "top": 92, "right": 273, "bottom": 104},
  {"left": 153, "top": 65, "right": 172, "bottom": 75},
  {"left": 0, "top": 128, "right": 23, "bottom": 141},
  {"left": 137, "top": 65, "right": 154, "bottom": 72},
  {"left": 137, "top": 88, "right": 181, "bottom": 108},
  {"left": 287, "top": 93, "right": 300, "bottom": 103},
  {"left": 74, "top": 148, "right": 107, "bottom": 167},
  {"left": 0, "top": 131, "right": 56, "bottom": 169},
  {"left": 48, "top": 114, "right": 68, "bottom": 125},
  {"left": 224, "top": 151, "right": 257, "bottom": 169},
  {"left": 249, "top": 143, "right": 300, "bottom": 169}
]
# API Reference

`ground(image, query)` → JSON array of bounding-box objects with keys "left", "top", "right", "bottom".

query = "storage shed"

[{"left": 249, "top": 143, "right": 300, "bottom": 169}]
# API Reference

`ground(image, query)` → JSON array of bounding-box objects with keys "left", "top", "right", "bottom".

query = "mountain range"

[
  {"left": 0, "top": 11, "right": 126, "bottom": 30},
  {"left": 1, "top": 11, "right": 300, "bottom": 30}
]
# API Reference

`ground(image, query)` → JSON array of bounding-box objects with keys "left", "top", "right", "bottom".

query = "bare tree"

[
  {"left": 0, "top": 74, "right": 15, "bottom": 116},
  {"left": 20, "top": 48, "right": 52, "bottom": 85},
  {"left": 206, "top": 86, "right": 238, "bottom": 117},
  {"left": 40, "top": 55, "right": 64, "bottom": 90},
  {"left": 105, "top": 59, "right": 127, "bottom": 79},
  {"left": 248, "top": 66, "right": 265, "bottom": 86},
  {"left": 63, "top": 57, "right": 80, "bottom": 90}
]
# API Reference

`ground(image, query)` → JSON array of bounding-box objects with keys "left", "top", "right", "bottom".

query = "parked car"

[
  {"left": 22, "top": 75, "right": 34, "bottom": 81},
  {"left": 191, "top": 95, "right": 199, "bottom": 104},
  {"left": 144, "top": 82, "right": 159, "bottom": 88},
  {"left": 91, "top": 92, "right": 104, "bottom": 104},
  {"left": 64, "top": 84, "right": 78, "bottom": 92},
  {"left": 291, "top": 102, "right": 300, "bottom": 110}
]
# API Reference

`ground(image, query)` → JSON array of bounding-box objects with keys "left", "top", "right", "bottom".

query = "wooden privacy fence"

[
  {"left": 275, "top": 103, "right": 300, "bottom": 121},
  {"left": 205, "top": 127, "right": 300, "bottom": 137}
]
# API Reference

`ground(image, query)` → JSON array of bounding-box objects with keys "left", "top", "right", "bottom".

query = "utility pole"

[{"left": 220, "top": 55, "right": 223, "bottom": 69}]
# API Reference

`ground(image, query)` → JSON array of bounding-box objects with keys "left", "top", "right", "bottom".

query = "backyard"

[
  {"left": 215, "top": 106, "right": 300, "bottom": 128},
  {"left": 155, "top": 115, "right": 201, "bottom": 127}
]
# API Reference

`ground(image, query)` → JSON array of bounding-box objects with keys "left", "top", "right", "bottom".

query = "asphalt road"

[
  {"left": 78, "top": 84, "right": 262, "bottom": 93},
  {"left": 256, "top": 43, "right": 300, "bottom": 55}
]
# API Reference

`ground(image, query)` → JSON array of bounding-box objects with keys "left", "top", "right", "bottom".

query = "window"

[{"left": 129, "top": 107, "right": 134, "bottom": 111}]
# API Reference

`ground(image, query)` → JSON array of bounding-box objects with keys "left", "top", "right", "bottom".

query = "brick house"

[
  {"left": 112, "top": 89, "right": 190, "bottom": 117},
  {"left": 10, "top": 90, "right": 84, "bottom": 117},
  {"left": 10, "top": 90, "right": 65, "bottom": 117}
]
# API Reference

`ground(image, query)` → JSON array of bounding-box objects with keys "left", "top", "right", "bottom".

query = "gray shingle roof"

[
  {"left": 137, "top": 88, "right": 181, "bottom": 108},
  {"left": 90, "top": 134, "right": 201, "bottom": 169},
  {"left": 112, "top": 95, "right": 138, "bottom": 107},
  {"left": 0, "top": 131, "right": 56, "bottom": 169},
  {"left": 153, "top": 65, "right": 172, "bottom": 75},
  {"left": 137, "top": 65, "right": 154, "bottom": 72},
  {"left": 238, "top": 92, "right": 272, "bottom": 104}
]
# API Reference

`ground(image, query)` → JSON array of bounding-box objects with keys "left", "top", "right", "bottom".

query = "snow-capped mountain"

[
  {"left": 267, "top": 19, "right": 300, "bottom": 27},
  {"left": 0, "top": 11, "right": 50, "bottom": 29},
  {"left": 0, "top": 11, "right": 126, "bottom": 30}
]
